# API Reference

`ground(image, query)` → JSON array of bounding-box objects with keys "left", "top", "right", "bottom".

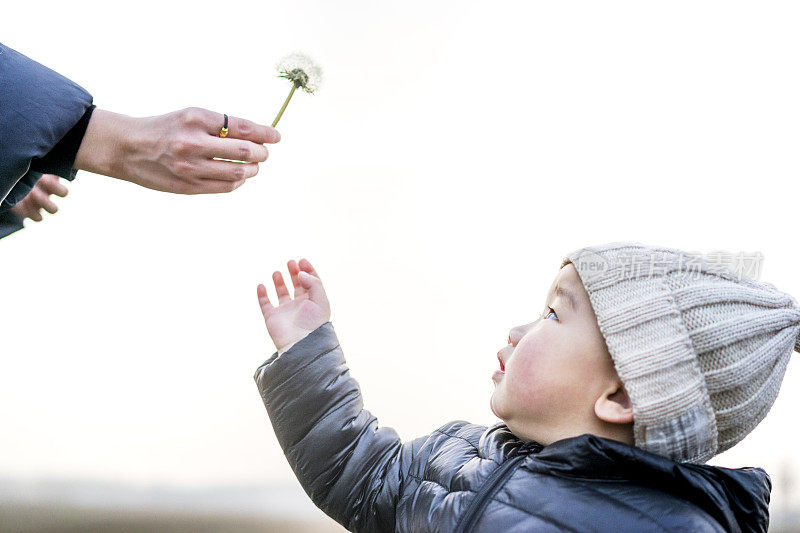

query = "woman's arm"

[
  {"left": 74, "top": 107, "right": 280, "bottom": 195},
  {"left": 0, "top": 41, "right": 281, "bottom": 214},
  {"left": 0, "top": 42, "right": 92, "bottom": 209}
]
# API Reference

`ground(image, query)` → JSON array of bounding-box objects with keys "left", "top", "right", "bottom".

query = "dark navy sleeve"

[
  {"left": 0, "top": 207, "right": 25, "bottom": 240},
  {"left": 30, "top": 104, "right": 96, "bottom": 180},
  {"left": 0, "top": 42, "right": 93, "bottom": 211}
]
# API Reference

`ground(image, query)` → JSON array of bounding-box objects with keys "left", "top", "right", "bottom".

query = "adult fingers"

[
  {"left": 37, "top": 175, "right": 68, "bottom": 197},
  {"left": 192, "top": 179, "right": 247, "bottom": 195},
  {"left": 25, "top": 201, "right": 43, "bottom": 222},
  {"left": 204, "top": 137, "right": 268, "bottom": 163},
  {"left": 168, "top": 176, "right": 248, "bottom": 195},
  {"left": 205, "top": 160, "right": 259, "bottom": 182},
  {"left": 33, "top": 189, "right": 59, "bottom": 214},
  {"left": 223, "top": 114, "right": 281, "bottom": 144},
  {"left": 180, "top": 107, "right": 280, "bottom": 144},
  {"left": 174, "top": 159, "right": 260, "bottom": 182}
]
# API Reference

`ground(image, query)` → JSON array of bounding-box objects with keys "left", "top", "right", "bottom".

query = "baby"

[{"left": 254, "top": 242, "right": 800, "bottom": 532}]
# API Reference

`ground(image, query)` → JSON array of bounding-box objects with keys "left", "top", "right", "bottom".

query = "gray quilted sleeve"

[{"left": 254, "top": 322, "right": 428, "bottom": 532}]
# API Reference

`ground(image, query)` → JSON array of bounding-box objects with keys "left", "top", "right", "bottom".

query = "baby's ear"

[{"left": 594, "top": 382, "right": 634, "bottom": 425}]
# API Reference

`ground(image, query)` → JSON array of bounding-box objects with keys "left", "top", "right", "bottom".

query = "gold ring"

[{"left": 219, "top": 114, "right": 229, "bottom": 138}]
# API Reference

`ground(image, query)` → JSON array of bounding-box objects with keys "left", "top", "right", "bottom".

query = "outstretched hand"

[
  {"left": 257, "top": 258, "right": 331, "bottom": 355},
  {"left": 74, "top": 107, "right": 281, "bottom": 195},
  {"left": 10, "top": 174, "right": 69, "bottom": 221}
]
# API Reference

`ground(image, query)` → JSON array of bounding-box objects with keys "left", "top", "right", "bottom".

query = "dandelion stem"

[{"left": 272, "top": 84, "right": 297, "bottom": 128}]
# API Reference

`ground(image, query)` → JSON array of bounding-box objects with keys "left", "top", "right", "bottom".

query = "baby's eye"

[{"left": 546, "top": 307, "right": 558, "bottom": 320}]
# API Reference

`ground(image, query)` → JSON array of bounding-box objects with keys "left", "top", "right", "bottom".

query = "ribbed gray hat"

[{"left": 561, "top": 242, "right": 800, "bottom": 464}]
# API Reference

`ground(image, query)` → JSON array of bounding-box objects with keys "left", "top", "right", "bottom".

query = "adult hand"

[
  {"left": 74, "top": 107, "right": 281, "bottom": 195},
  {"left": 10, "top": 174, "right": 69, "bottom": 221},
  {"left": 257, "top": 259, "right": 331, "bottom": 355}
]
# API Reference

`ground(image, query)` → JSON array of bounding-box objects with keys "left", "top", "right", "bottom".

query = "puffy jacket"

[
  {"left": 0, "top": 42, "right": 94, "bottom": 238},
  {"left": 254, "top": 322, "right": 771, "bottom": 532}
]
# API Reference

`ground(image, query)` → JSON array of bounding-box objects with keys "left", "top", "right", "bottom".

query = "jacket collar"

[
  {"left": 480, "top": 423, "right": 770, "bottom": 533},
  {"left": 478, "top": 423, "right": 542, "bottom": 462}
]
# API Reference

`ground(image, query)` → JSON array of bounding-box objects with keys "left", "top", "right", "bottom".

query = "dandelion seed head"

[{"left": 276, "top": 52, "right": 323, "bottom": 94}]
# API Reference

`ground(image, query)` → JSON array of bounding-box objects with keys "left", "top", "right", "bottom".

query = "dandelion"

[{"left": 272, "top": 53, "right": 323, "bottom": 127}]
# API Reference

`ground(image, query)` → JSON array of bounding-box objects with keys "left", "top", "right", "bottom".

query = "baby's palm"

[{"left": 257, "top": 258, "right": 331, "bottom": 354}]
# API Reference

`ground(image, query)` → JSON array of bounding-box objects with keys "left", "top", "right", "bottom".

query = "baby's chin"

[{"left": 489, "top": 391, "right": 503, "bottom": 420}]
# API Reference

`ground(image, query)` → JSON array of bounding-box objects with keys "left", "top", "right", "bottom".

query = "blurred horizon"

[
  {"left": 0, "top": 477, "right": 341, "bottom": 532},
  {"left": 0, "top": 474, "right": 798, "bottom": 532}
]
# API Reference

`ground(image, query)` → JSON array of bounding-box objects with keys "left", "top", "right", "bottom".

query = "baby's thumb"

[{"left": 298, "top": 271, "right": 324, "bottom": 299}]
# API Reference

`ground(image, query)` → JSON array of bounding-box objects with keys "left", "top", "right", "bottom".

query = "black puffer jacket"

[{"left": 254, "top": 322, "right": 771, "bottom": 532}]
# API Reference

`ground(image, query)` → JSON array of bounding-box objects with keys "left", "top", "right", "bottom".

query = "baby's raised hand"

[{"left": 257, "top": 258, "right": 331, "bottom": 355}]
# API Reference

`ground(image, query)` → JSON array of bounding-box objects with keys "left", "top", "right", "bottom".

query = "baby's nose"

[{"left": 508, "top": 321, "right": 537, "bottom": 346}]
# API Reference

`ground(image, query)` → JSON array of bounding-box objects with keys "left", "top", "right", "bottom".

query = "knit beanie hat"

[{"left": 561, "top": 242, "right": 800, "bottom": 464}]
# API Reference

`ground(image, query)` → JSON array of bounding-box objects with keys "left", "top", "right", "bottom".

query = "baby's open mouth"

[{"left": 497, "top": 355, "right": 505, "bottom": 372}]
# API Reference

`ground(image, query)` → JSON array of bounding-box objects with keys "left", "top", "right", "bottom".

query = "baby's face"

[{"left": 490, "top": 262, "right": 620, "bottom": 444}]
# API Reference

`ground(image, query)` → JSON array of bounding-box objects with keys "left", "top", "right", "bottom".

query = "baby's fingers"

[
  {"left": 298, "top": 258, "right": 320, "bottom": 279},
  {"left": 256, "top": 284, "right": 274, "bottom": 317},
  {"left": 287, "top": 260, "right": 305, "bottom": 297},
  {"left": 273, "top": 271, "right": 291, "bottom": 304}
]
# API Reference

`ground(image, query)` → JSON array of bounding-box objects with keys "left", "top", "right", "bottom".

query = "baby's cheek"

[
  {"left": 510, "top": 349, "right": 563, "bottom": 412},
  {"left": 518, "top": 371, "right": 566, "bottom": 415},
  {"left": 519, "top": 339, "right": 587, "bottom": 415}
]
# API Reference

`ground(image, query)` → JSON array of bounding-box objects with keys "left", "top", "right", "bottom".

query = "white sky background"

[{"left": 2, "top": 0, "right": 800, "bottom": 508}]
